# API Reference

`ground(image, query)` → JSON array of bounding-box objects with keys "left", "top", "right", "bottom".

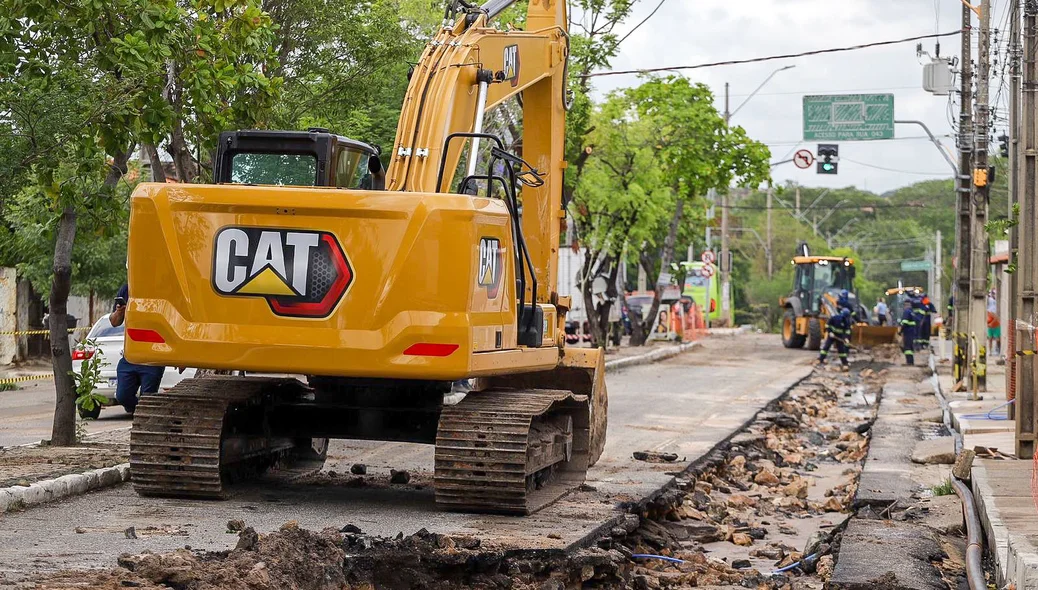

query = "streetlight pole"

[{"left": 718, "top": 64, "right": 795, "bottom": 326}]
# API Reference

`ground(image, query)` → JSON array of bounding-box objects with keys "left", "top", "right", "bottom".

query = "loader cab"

[
  {"left": 791, "top": 256, "right": 856, "bottom": 314},
  {"left": 214, "top": 128, "right": 385, "bottom": 190}
]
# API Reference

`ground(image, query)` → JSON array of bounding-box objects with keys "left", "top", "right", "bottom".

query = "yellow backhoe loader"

[
  {"left": 123, "top": 0, "right": 606, "bottom": 515},
  {"left": 779, "top": 244, "right": 893, "bottom": 349}
]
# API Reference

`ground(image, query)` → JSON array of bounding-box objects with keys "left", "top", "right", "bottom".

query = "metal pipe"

[
  {"left": 466, "top": 78, "right": 490, "bottom": 177},
  {"left": 481, "top": 0, "right": 516, "bottom": 19},
  {"left": 951, "top": 478, "right": 987, "bottom": 590},
  {"left": 895, "top": 120, "right": 959, "bottom": 174}
]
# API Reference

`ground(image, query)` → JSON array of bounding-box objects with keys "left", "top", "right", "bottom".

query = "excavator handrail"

[{"left": 435, "top": 131, "right": 506, "bottom": 193}]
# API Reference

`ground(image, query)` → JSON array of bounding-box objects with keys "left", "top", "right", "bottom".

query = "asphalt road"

[
  {"left": 0, "top": 379, "right": 134, "bottom": 447},
  {"left": 0, "top": 333, "right": 815, "bottom": 579}
]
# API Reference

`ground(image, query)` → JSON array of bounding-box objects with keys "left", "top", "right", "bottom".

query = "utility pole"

[
  {"left": 954, "top": 0, "right": 974, "bottom": 387},
  {"left": 1017, "top": 0, "right": 1037, "bottom": 459},
  {"left": 766, "top": 186, "right": 774, "bottom": 279},
  {"left": 719, "top": 83, "right": 732, "bottom": 326},
  {"left": 935, "top": 230, "right": 943, "bottom": 317},
  {"left": 1009, "top": 0, "right": 1022, "bottom": 420},
  {"left": 970, "top": 0, "right": 992, "bottom": 392}
]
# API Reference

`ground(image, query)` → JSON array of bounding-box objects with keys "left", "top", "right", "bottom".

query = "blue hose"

[
  {"left": 631, "top": 554, "right": 686, "bottom": 564},
  {"left": 768, "top": 552, "right": 819, "bottom": 575},
  {"left": 960, "top": 398, "right": 1015, "bottom": 421}
]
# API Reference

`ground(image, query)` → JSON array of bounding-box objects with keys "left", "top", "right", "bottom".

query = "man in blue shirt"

[
  {"left": 899, "top": 300, "right": 917, "bottom": 365},
  {"left": 109, "top": 284, "right": 165, "bottom": 415},
  {"left": 817, "top": 307, "right": 852, "bottom": 371}
]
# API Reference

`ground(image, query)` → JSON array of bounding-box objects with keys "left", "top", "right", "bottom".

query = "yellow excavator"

[{"left": 123, "top": 0, "right": 607, "bottom": 515}]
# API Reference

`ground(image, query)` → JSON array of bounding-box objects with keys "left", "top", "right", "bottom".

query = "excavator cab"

[{"left": 213, "top": 128, "right": 385, "bottom": 190}]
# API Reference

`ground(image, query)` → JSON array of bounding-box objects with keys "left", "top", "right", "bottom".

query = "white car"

[{"left": 72, "top": 313, "right": 195, "bottom": 417}]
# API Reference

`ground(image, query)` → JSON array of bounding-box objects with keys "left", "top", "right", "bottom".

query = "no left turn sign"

[{"left": 794, "top": 149, "right": 815, "bottom": 169}]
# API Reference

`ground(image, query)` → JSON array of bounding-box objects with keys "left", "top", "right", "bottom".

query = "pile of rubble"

[
  {"left": 32, "top": 365, "right": 887, "bottom": 590},
  {"left": 609, "top": 369, "right": 882, "bottom": 589}
]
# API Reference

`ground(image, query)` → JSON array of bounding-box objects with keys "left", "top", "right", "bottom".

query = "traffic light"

[
  {"left": 817, "top": 144, "right": 839, "bottom": 175},
  {"left": 999, "top": 134, "right": 1009, "bottom": 158}
]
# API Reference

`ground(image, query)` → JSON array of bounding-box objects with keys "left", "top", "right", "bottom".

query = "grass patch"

[
  {"left": 930, "top": 479, "right": 955, "bottom": 497},
  {"left": 0, "top": 382, "right": 18, "bottom": 392}
]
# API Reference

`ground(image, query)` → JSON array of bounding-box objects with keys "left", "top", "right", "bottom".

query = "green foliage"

[
  {"left": 71, "top": 340, "right": 107, "bottom": 414},
  {"left": 930, "top": 478, "right": 954, "bottom": 497},
  {"left": 0, "top": 382, "right": 17, "bottom": 392},
  {"left": 268, "top": 0, "right": 426, "bottom": 151}
]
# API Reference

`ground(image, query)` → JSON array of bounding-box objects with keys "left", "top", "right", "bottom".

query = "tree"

[
  {"left": 1, "top": 0, "right": 279, "bottom": 445},
  {"left": 624, "top": 76, "right": 771, "bottom": 344},
  {"left": 571, "top": 94, "right": 672, "bottom": 346},
  {"left": 562, "top": 0, "right": 646, "bottom": 348},
  {"left": 265, "top": 0, "right": 425, "bottom": 151}
]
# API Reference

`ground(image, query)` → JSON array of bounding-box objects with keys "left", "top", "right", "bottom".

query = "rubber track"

[
  {"left": 434, "top": 389, "right": 590, "bottom": 515},
  {"left": 130, "top": 377, "right": 306, "bottom": 499}
]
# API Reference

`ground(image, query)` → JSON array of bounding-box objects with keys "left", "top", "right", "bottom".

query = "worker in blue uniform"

[
  {"left": 899, "top": 300, "right": 918, "bottom": 365},
  {"left": 917, "top": 294, "right": 936, "bottom": 349},
  {"left": 818, "top": 307, "right": 852, "bottom": 371}
]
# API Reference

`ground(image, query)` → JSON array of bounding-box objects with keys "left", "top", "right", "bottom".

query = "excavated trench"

[{"left": 30, "top": 357, "right": 967, "bottom": 590}]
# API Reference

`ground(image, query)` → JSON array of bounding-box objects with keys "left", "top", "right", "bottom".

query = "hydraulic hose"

[{"left": 951, "top": 478, "right": 987, "bottom": 590}]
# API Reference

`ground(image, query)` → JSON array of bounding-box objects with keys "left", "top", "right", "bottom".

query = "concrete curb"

[
  {"left": 932, "top": 354, "right": 1038, "bottom": 588},
  {"left": 0, "top": 463, "right": 129, "bottom": 515},
  {"left": 603, "top": 341, "right": 700, "bottom": 372},
  {"left": 0, "top": 341, "right": 703, "bottom": 515}
]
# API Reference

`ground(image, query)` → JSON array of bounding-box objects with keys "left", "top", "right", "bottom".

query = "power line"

[
  {"left": 839, "top": 157, "right": 954, "bottom": 176},
  {"left": 726, "top": 85, "right": 920, "bottom": 98},
  {"left": 583, "top": 31, "right": 961, "bottom": 78},
  {"left": 719, "top": 203, "right": 932, "bottom": 211},
  {"left": 762, "top": 135, "right": 954, "bottom": 146},
  {"left": 616, "top": 0, "right": 671, "bottom": 45}
]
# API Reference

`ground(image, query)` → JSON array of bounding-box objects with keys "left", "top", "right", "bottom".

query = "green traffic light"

[{"left": 822, "top": 163, "right": 835, "bottom": 171}]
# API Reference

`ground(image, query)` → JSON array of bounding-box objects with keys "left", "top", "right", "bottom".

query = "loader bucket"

[{"left": 851, "top": 324, "right": 898, "bottom": 347}]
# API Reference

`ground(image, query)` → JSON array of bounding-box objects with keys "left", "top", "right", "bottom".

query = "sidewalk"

[{"left": 935, "top": 352, "right": 1038, "bottom": 587}]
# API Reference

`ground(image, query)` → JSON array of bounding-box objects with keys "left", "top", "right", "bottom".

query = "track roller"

[
  {"left": 433, "top": 389, "right": 590, "bottom": 514},
  {"left": 130, "top": 376, "right": 328, "bottom": 499}
]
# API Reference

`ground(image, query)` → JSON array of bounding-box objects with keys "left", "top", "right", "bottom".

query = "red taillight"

[
  {"left": 72, "top": 349, "right": 93, "bottom": 360},
  {"left": 127, "top": 328, "right": 165, "bottom": 343},
  {"left": 403, "top": 343, "right": 459, "bottom": 357}
]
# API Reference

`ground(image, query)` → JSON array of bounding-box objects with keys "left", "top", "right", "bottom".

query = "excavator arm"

[{"left": 389, "top": 0, "right": 569, "bottom": 302}]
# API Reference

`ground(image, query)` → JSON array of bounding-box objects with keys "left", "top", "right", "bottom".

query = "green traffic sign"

[
  {"left": 803, "top": 94, "right": 895, "bottom": 141},
  {"left": 900, "top": 260, "right": 931, "bottom": 272}
]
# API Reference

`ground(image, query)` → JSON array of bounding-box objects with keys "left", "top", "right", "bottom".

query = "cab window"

[
  {"left": 335, "top": 148, "right": 369, "bottom": 189},
  {"left": 230, "top": 153, "right": 318, "bottom": 186}
]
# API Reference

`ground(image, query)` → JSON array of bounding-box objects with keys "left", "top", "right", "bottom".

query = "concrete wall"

[{"left": 0, "top": 268, "right": 16, "bottom": 365}]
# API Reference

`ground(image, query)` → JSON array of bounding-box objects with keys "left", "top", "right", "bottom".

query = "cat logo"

[
  {"left": 503, "top": 44, "right": 520, "bottom": 87},
  {"left": 478, "top": 237, "right": 503, "bottom": 298},
  {"left": 212, "top": 227, "right": 353, "bottom": 318}
]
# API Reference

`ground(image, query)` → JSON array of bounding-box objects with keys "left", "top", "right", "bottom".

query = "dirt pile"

[
  {"left": 31, "top": 364, "right": 887, "bottom": 590},
  {"left": 607, "top": 367, "right": 883, "bottom": 589}
]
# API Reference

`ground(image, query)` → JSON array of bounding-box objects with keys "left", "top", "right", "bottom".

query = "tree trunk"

[
  {"left": 631, "top": 198, "right": 686, "bottom": 346},
  {"left": 145, "top": 144, "right": 166, "bottom": 183},
  {"left": 167, "top": 120, "right": 195, "bottom": 183},
  {"left": 49, "top": 149, "right": 132, "bottom": 446},
  {"left": 48, "top": 206, "right": 78, "bottom": 445}
]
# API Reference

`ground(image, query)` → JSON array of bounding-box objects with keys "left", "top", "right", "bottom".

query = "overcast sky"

[{"left": 587, "top": 0, "right": 1006, "bottom": 195}]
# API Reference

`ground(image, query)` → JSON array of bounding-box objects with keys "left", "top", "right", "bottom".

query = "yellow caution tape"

[
  {"left": 0, "top": 373, "right": 54, "bottom": 385},
  {"left": 0, "top": 327, "right": 91, "bottom": 336}
]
